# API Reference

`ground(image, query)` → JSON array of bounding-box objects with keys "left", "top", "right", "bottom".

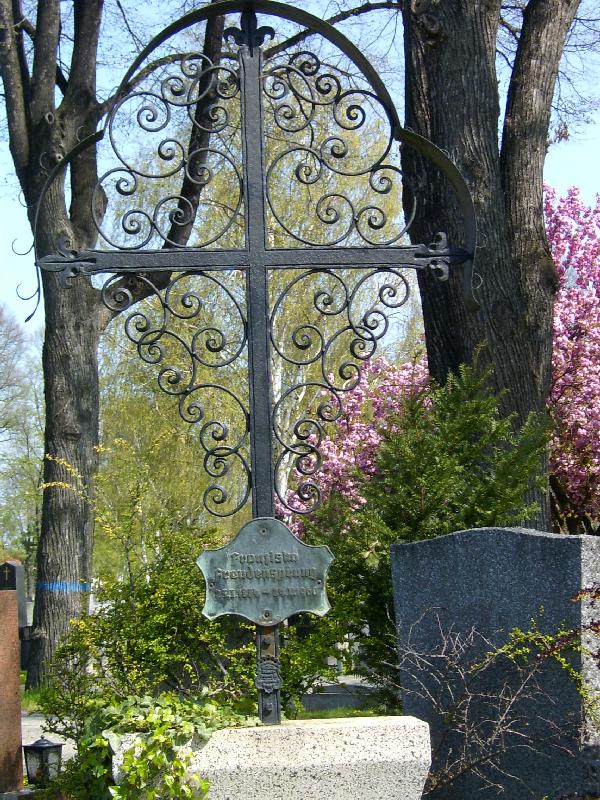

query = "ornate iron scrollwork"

[
  {"left": 102, "top": 270, "right": 251, "bottom": 518},
  {"left": 94, "top": 53, "right": 243, "bottom": 253},
  {"left": 34, "top": 1, "right": 477, "bottom": 522},
  {"left": 270, "top": 266, "right": 411, "bottom": 514},
  {"left": 262, "top": 50, "right": 410, "bottom": 249}
]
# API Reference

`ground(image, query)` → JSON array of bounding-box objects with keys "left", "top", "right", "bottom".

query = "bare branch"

[
  {"left": 115, "top": 0, "right": 144, "bottom": 52},
  {"left": 395, "top": 611, "right": 582, "bottom": 798},
  {"left": 0, "top": 0, "right": 30, "bottom": 178},
  {"left": 29, "top": 0, "right": 61, "bottom": 124},
  {"left": 63, "top": 1, "right": 103, "bottom": 111},
  {"left": 11, "top": 0, "right": 31, "bottom": 101},
  {"left": 499, "top": 14, "right": 521, "bottom": 43},
  {"left": 265, "top": 1, "right": 400, "bottom": 59}
]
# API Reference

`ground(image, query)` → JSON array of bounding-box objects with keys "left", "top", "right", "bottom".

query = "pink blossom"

[
  {"left": 283, "top": 186, "right": 600, "bottom": 530},
  {"left": 546, "top": 186, "right": 600, "bottom": 520}
]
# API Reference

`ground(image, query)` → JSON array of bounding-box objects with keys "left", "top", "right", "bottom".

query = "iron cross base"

[{"left": 256, "top": 625, "right": 282, "bottom": 724}]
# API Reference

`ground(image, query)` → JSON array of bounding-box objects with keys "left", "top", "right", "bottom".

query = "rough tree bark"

[
  {"left": 401, "top": 0, "right": 580, "bottom": 529},
  {"left": 0, "top": 0, "right": 105, "bottom": 687}
]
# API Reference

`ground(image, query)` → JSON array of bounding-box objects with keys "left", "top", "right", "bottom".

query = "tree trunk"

[
  {"left": 401, "top": 0, "right": 580, "bottom": 529},
  {"left": 23, "top": 1, "right": 224, "bottom": 684},
  {"left": 26, "top": 271, "right": 101, "bottom": 686}
]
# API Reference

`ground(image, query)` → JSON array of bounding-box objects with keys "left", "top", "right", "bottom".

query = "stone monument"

[
  {"left": 0, "top": 561, "right": 25, "bottom": 793},
  {"left": 391, "top": 527, "right": 600, "bottom": 799}
]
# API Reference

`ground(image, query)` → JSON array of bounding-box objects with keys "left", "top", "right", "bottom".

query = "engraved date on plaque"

[{"left": 196, "top": 518, "right": 334, "bottom": 626}]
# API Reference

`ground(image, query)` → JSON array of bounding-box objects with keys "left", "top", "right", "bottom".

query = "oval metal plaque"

[{"left": 196, "top": 517, "right": 334, "bottom": 626}]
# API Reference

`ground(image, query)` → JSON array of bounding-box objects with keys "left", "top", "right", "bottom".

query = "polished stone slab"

[{"left": 391, "top": 527, "right": 600, "bottom": 800}]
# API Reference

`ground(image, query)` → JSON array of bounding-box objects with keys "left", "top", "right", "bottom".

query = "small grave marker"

[{"left": 197, "top": 518, "right": 333, "bottom": 626}]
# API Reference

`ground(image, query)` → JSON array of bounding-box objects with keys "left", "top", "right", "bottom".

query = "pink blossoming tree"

[
  {"left": 294, "top": 187, "right": 599, "bottom": 535},
  {"left": 546, "top": 187, "right": 600, "bottom": 533}
]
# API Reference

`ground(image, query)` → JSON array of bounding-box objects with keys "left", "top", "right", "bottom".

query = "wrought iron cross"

[{"left": 35, "top": 1, "right": 477, "bottom": 724}]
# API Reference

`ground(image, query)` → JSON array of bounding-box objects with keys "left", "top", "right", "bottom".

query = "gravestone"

[
  {"left": 391, "top": 527, "right": 600, "bottom": 799},
  {"left": 0, "top": 561, "right": 25, "bottom": 793},
  {"left": 113, "top": 716, "right": 431, "bottom": 800},
  {"left": 29, "top": 0, "right": 488, "bottom": 790},
  {"left": 34, "top": 0, "right": 477, "bottom": 728}
]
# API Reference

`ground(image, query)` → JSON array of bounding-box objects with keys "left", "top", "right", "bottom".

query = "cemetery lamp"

[{"left": 23, "top": 736, "right": 63, "bottom": 786}]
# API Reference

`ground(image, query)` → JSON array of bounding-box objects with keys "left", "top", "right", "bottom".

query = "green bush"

[
  {"left": 40, "top": 692, "right": 257, "bottom": 800},
  {"left": 303, "top": 363, "right": 549, "bottom": 697},
  {"left": 38, "top": 526, "right": 256, "bottom": 731},
  {"left": 37, "top": 520, "right": 346, "bottom": 742}
]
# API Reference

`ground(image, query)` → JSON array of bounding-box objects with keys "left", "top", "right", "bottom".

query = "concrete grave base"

[{"left": 189, "top": 716, "right": 430, "bottom": 800}]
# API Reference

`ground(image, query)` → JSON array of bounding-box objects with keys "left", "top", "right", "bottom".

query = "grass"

[
  {"left": 20, "top": 686, "right": 43, "bottom": 713},
  {"left": 293, "top": 705, "right": 401, "bottom": 720}
]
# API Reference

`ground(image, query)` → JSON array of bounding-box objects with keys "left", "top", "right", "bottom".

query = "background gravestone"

[
  {"left": 0, "top": 561, "right": 25, "bottom": 793},
  {"left": 391, "top": 528, "right": 600, "bottom": 800}
]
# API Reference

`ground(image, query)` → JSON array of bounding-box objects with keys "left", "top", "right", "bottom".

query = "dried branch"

[
  {"left": 395, "top": 611, "right": 583, "bottom": 798},
  {"left": 265, "top": 1, "right": 400, "bottom": 60},
  {"left": 115, "top": 0, "right": 144, "bottom": 52}
]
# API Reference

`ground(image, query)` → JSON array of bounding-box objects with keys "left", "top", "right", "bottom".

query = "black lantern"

[{"left": 23, "top": 736, "right": 63, "bottom": 786}]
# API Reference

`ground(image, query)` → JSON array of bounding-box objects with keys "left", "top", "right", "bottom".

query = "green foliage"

[
  {"left": 488, "top": 613, "right": 599, "bottom": 723},
  {"left": 279, "top": 611, "right": 348, "bottom": 717},
  {"left": 362, "top": 363, "right": 548, "bottom": 540},
  {"left": 40, "top": 693, "right": 257, "bottom": 800},
  {"left": 293, "top": 706, "right": 382, "bottom": 720},
  {"left": 38, "top": 521, "right": 344, "bottom": 742},
  {"left": 38, "top": 526, "right": 256, "bottom": 737},
  {"left": 304, "top": 363, "right": 549, "bottom": 696}
]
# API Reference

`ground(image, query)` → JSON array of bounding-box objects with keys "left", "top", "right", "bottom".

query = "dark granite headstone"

[{"left": 391, "top": 528, "right": 600, "bottom": 800}]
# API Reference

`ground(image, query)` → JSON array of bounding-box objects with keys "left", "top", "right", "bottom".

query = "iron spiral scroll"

[{"left": 35, "top": 1, "right": 478, "bottom": 523}]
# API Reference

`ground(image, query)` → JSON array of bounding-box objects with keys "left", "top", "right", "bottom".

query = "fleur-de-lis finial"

[{"left": 224, "top": 6, "right": 275, "bottom": 55}]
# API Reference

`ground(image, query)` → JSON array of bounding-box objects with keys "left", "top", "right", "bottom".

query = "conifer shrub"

[{"left": 302, "top": 362, "right": 549, "bottom": 696}]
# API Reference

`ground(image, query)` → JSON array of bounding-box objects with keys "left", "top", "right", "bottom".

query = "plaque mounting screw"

[
  {"left": 263, "top": 609, "right": 271, "bottom": 619},
  {"left": 260, "top": 526, "right": 268, "bottom": 535}
]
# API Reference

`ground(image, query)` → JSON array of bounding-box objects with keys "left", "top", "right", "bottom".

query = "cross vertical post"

[{"left": 239, "top": 43, "right": 282, "bottom": 724}]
